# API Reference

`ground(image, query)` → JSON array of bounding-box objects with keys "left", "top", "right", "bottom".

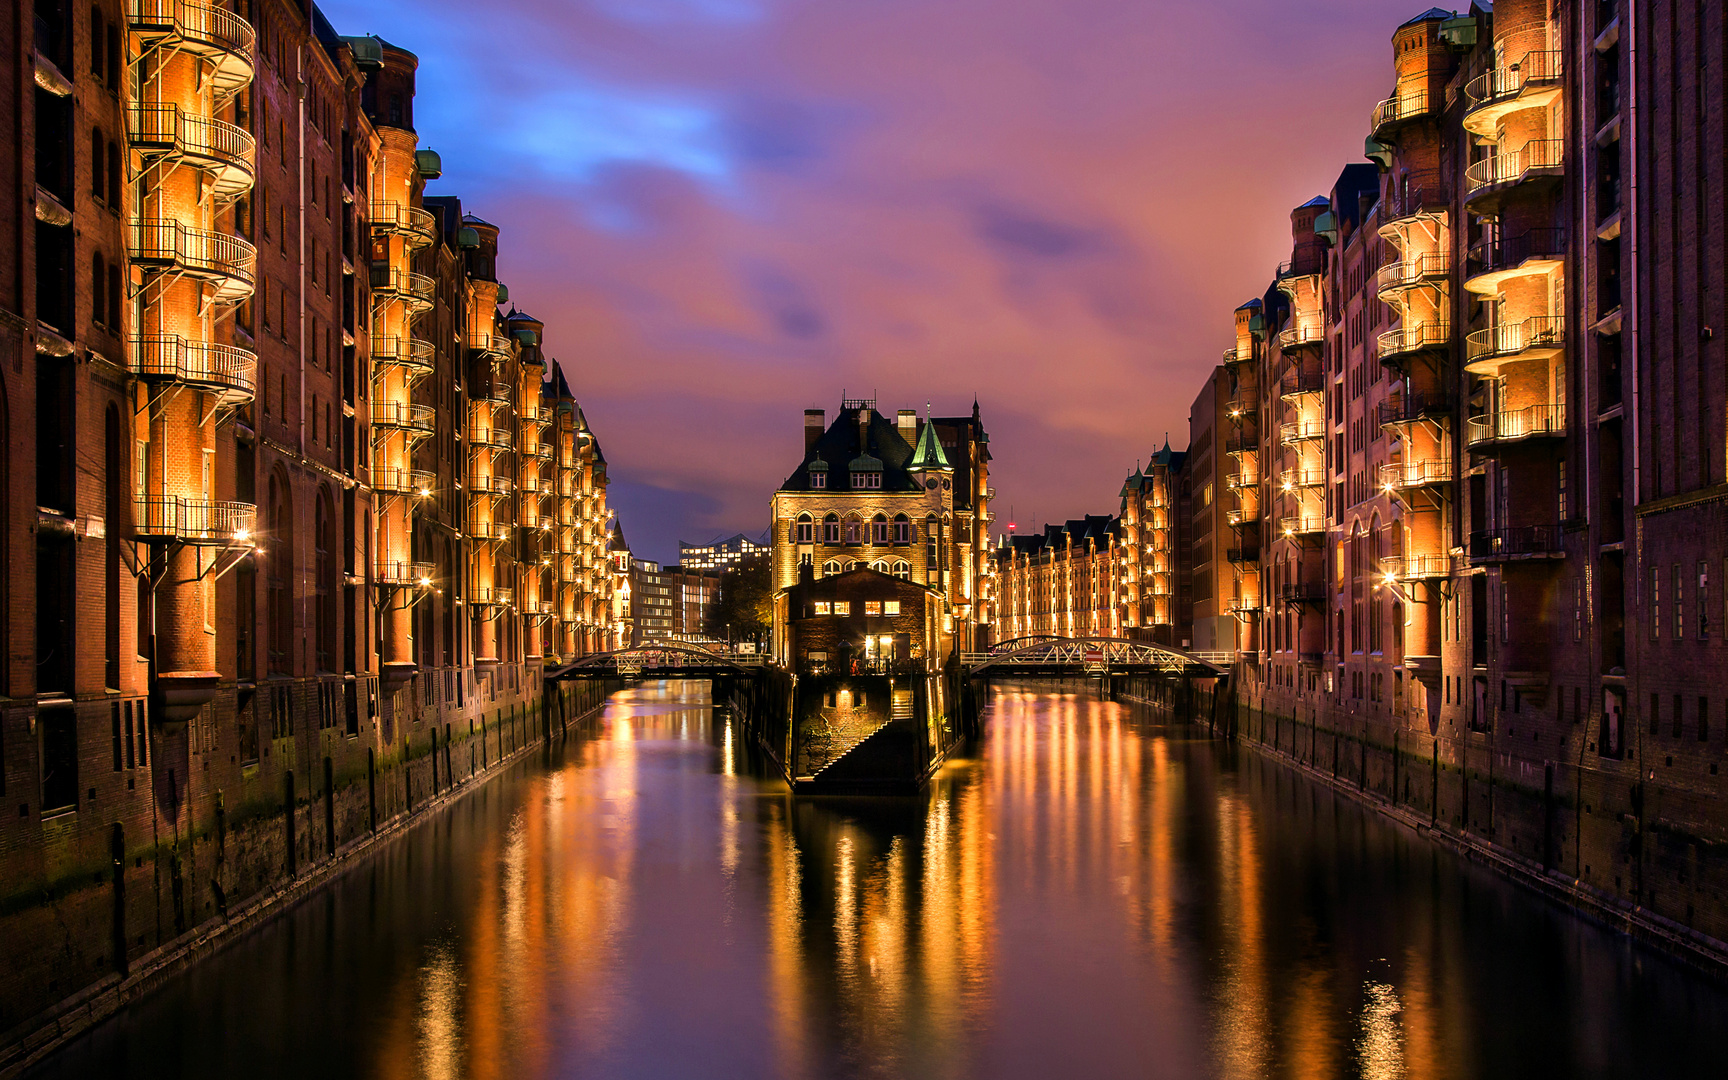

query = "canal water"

[{"left": 31, "top": 680, "right": 1724, "bottom": 1079}]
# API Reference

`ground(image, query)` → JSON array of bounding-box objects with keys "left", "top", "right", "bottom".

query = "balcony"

[
  {"left": 1380, "top": 458, "right": 1451, "bottom": 490},
  {"left": 1224, "top": 394, "right": 1257, "bottom": 419},
  {"left": 371, "top": 335, "right": 434, "bottom": 376},
  {"left": 127, "top": 104, "right": 254, "bottom": 200},
  {"left": 1467, "top": 526, "right": 1565, "bottom": 562},
  {"left": 369, "top": 201, "right": 437, "bottom": 247},
  {"left": 468, "top": 331, "right": 513, "bottom": 359},
  {"left": 1280, "top": 417, "right": 1325, "bottom": 444},
  {"left": 1226, "top": 546, "right": 1260, "bottom": 565},
  {"left": 1463, "top": 51, "right": 1564, "bottom": 137},
  {"left": 1464, "top": 228, "right": 1566, "bottom": 295},
  {"left": 128, "top": 219, "right": 255, "bottom": 302},
  {"left": 470, "top": 473, "right": 513, "bottom": 497},
  {"left": 1277, "top": 324, "right": 1324, "bottom": 353},
  {"left": 1374, "top": 250, "right": 1449, "bottom": 299},
  {"left": 471, "top": 585, "right": 513, "bottom": 609},
  {"left": 1226, "top": 596, "right": 1261, "bottom": 617},
  {"left": 126, "top": 0, "right": 255, "bottom": 97},
  {"left": 1376, "top": 321, "right": 1450, "bottom": 367},
  {"left": 1380, "top": 553, "right": 1451, "bottom": 581},
  {"left": 1464, "top": 140, "right": 1564, "bottom": 213},
  {"left": 375, "top": 559, "right": 434, "bottom": 587},
  {"left": 370, "top": 466, "right": 435, "bottom": 497},
  {"left": 1279, "top": 581, "right": 1327, "bottom": 606},
  {"left": 1467, "top": 404, "right": 1566, "bottom": 451},
  {"left": 1464, "top": 315, "right": 1565, "bottom": 375},
  {"left": 1371, "top": 86, "right": 1434, "bottom": 140},
  {"left": 1275, "top": 251, "right": 1326, "bottom": 281},
  {"left": 519, "top": 404, "right": 549, "bottom": 427},
  {"left": 1280, "top": 369, "right": 1325, "bottom": 401},
  {"left": 1226, "top": 506, "right": 1260, "bottom": 527},
  {"left": 128, "top": 334, "right": 254, "bottom": 402},
  {"left": 1377, "top": 391, "right": 1453, "bottom": 429},
  {"left": 470, "top": 376, "right": 513, "bottom": 406},
  {"left": 133, "top": 495, "right": 255, "bottom": 545},
  {"left": 1226, "top": 469, "right": 1258, "bottom": 490},
  {"left": 1377, "top": 183, "right": 1452, "bottom": 232},
  {"left": 1279, "top": 514, "right": 1325, "bottom": 537},
  {"left": 1278, "top": 467, "right": 1325, "bottom": 490},
  {"left": 467, "top": 518, "right": 512, "bottom": 544},
  {"left": 527, "top": 441, "right": 555, "bottom": 461},
  {"left": 1222, "top": 347, "right": 1249, "bottom": 368},
  {"left": 469, "top": 425, "right": 513, "bottom": 450},
  {"left": 1225, "top": 432, "right": 1259, "bottom": 457},
  {"left": 370, "top": 401, "right": 435, "bottom": 437},
  {"left": 370, "top": 266, "right": 435, "bottom": 311}
]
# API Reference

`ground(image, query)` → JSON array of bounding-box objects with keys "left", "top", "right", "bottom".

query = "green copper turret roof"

[{"left": 908, "top": 417, "right": 950, "bottom": 471}]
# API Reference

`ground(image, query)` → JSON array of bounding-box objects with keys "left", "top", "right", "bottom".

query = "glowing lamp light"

[
  {"left": 418, "top": 487, "right": 432, "bottom": 498},
  {"left": 418, "top": 576, "right": 432, "bottom": 588},
  {"left": 233, "top": 528, "right": 251, "bottom": 543}
]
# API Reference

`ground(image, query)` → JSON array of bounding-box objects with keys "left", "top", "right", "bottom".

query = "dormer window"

[
  {"left": 853, "top": 469, "right": 881, "bottom": 489},
  {"left": 810, "top": 470, "right": 827, "bottom": 489},
  {"left": 849, "top": 453, "right": 883, "bottom": 489}
]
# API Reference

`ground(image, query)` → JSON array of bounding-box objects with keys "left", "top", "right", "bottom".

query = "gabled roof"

[
  {"left": 1298, "top": 195, "right": 1331, "bottom": 210},
  {"left": 779, "top": 406, "right": 925, "bottom": 493},
  {"left": 1401, "top": 7, "right": 1458, "bottom": 27},
  {"left": 907, "top": 416, "right": 951, "bottom": 471}
]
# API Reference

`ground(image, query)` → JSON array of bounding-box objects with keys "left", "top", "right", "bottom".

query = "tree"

[{"left": 705, "top": 558, "right": 772, "bottom": 645}]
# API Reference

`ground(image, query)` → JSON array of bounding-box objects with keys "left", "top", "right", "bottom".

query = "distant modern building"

[
  {"left": 665, "top": 565, "right": 722, "bottom": 643},
  {"left": 678, "top": 532, "right": 769, "bottom": 572},
  {"left": 630, "top": 558, "right": 675, "bottom": 645}
]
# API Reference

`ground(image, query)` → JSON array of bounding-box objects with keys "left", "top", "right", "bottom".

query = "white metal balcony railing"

[
  {"left": 371, "top": 335, "right": 434, "bottom": 374},
  {"left": 1380, "top": 458, "right": 1452, "bottom": 489},
  {"left": 1278, "top": 468, "right": 1326, "bottom": 490},
  {"left": 128, "top": 219, "right": 256, "bottom": 301},
  {"left": 469, "top": 425, "right": 512, "bottom": 449},
  {"left": 1380, "top": 553, "right": 1451, "bottom": 581},
  {"left": 1467, "top": 403, "right": 1566, "bottom": 448},
  {"left": 370, "top": 401, "right": 435, "bottom": 435},
  {"left": 470, "top": 473, "right": 513, "bottom": 497},
  {"left": 375, "top": 559, "right": 434, "bottom": 587},
  {"left": 1376, "top": 320, "right": 1451, "bottom": 361},
  {"left": 1279, "top": 514, "right": 1326, "bottom": 536},
  {"left": 468, "top": 330, "right": 512, "bottom": 357},
  {"left": 126, "top": 0, "right": 255, "bottom": 95},
  {"left": 467, "top": 517, "right": 512, "bottom": 543},
  {"left": 470, "top": 585, "right": 513, "bottom": 608},
  {"left": 126, "top": 103, "right": 254, "bottom": 199},
  {"left": 370, "top": 466, "right": 435, "bottom": 496},
  {"left": 134, "top": 494, "right": 255, "bottom": 544},
  {"left": 1277, "top": 324, "right": 1324, "bottom": 351},
  {"left": 1226, "top": 507, "right": 1260, "bottom": 527},
  {"left": 128, "top": 334, "right": 254, "bottom": 400},
  {"left": 1465, "top": 315, "right": 1565, "bottom": 370},
  {"left": 369, "top": 201, "right": 437, "bottom": 245},
  {"left": 1463, "top": 51, "right": 1563, "bottom": 134},
  {"left": 1374, "top": 251, "right": 1450, "bottom": 296},
  {"left": 1371, "top": 87, "right": 1431, "bottom": 133},
  {"left": 1465, "top": 140, "right": 1564, "bottom": 199},
  {"left": 370, "top": 267, "right": 436, "bottom": 309},
  {"left": 1280, "top": 417, "right": 1326, "bottom": 444}
]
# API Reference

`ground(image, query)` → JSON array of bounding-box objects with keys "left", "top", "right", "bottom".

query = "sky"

[{"left": 321, "top": 0, "right": 1403, "bottom": 564}]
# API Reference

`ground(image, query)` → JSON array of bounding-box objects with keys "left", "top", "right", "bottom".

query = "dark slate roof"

[
  {"left": 1000, "top": 515, "right": 1119, "bottom": 558},
  {"left": 461, "top": 212, "right": 495, "bottom": 226},
  {"left": 779, "top": 407, "right": 924, "bottom": 493},
  {"left": 1298, "top": 195, "right": 1331, "bottom": 210},
  {"left": 1400, "top": 7, "right": 1458, "bottom": 27},
  {"left": 1239, "top": 297, "right": 1262, "bottom": 311}
]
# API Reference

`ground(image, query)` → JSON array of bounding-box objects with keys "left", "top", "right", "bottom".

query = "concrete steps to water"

[{"left": 800, "top": 718, "right": 923, "bottom": 794}]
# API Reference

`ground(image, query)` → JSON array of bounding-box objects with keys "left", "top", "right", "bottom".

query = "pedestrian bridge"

[
  {"left": 547, "top": 643, "right": 766, "bottom": 680},
  {"left": 960, "top": 636, "right": 1230, "bottom": 678}
]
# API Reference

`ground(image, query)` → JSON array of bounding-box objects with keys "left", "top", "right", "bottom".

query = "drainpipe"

[{"left": 297, "top": 43, "right": 309, "bottom": 667}]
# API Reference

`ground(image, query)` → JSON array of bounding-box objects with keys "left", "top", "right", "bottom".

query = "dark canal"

[{"left": 29, "top": 679, "right": 1725, "bottom": 1079}]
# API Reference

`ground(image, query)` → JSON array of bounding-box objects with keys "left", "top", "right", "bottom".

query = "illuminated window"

[
  {"left": 813, "top": 601, "right": 831, "bottom": 615},
  {"left": 834, "top": 601, "right": 851, "bottom": 616},
  {"left": 884, "top": 600, "right": 901, "bottom": 615},
  {"left": 823, "top": 514, "right": 840, "bottom": 543},
  {"left": 865, "top": 601, "right": 882, "bottom": 616},
  {"left": 795, "top": 514, "right": 812, "bottom": 544}
]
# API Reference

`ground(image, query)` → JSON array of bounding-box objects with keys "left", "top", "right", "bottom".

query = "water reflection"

[{"left": 31, "top": 679, "right": 1728, "bottom": 1080}]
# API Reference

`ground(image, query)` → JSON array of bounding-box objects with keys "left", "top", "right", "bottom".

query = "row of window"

[
  {"left": 793, "top": 513, "right": 932, "bottom": 545},
  {"left": 811, "top": 600, "right": 902, "bottom": 616},
  {"left": 819, "top": 558, "right": 913, "bottom": 580}
]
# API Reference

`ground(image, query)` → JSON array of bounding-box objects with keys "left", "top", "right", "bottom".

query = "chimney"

[
  {"left": 804, "top": 410, "right": 824, "bottom": 453},
  {"left": 897, "top": 409, "right": 917, "bottom": 446}
]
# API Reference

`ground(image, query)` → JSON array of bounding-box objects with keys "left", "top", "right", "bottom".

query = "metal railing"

[
  {"left": 1275, "top": 251, "right": 1327, "bottom": 279},
  {"left": 128, "top": 334, "right": 255, "bottom": 398},
  {"left": 470, "top": 585, "right": 514, "bottom": 607},
  {"left": 369, "top": 266, "right": 436, "bottom": 308},
  {"left": 1227, "top": 469, "right": 1259, "bottom": 489},
  {"left": 1465, "top": 139, "right": 1564, "bottom": 198},
  {"left": 467, "top": 518, "right": 512, "bottom": 543},
  {"left": 1465, "top": 315, "right": 1565, "bottom": 366},
  {"left": 1281, "top": 417, "right": 1326, "bottom": 443},
  {"left": 1372, "top": 87, "right": 1432, "bottom": 133},
  {"left": 1378, "top": 390, "right": 1452, "bottom": 426},
  {"left": 1277, "top": 324, "right": 1324, "bottom": 351},
  {"left": 370, "top": 466, "right": 436, "bottom": 496},
  {"left": 1226, "top": 546, "right": 1259, "bottom": 564},
  {"left": 370, "top": 401, "right": 435, "bottom": 433},
  {"left": 1280, "top": 581, "right": 1327, "bottom": 604},
  {"left": 1226, "top": 507, "right": 1260, "bottom": 527},
  {"left": 1464, "top": 50, "right": 1563, "bottom": 108},
  {"left": 129, "top": 219, "right": 256, "bottom": 295},
  {"left": 1374, "top": 250, "right": 1450, "bottom": 294},
  {"left": 1380, "top": 458, "right": 1452, "bottom": 488},
  {"left": 469, "top": 425, "right": 513, "bottom": 449},
  {"left": 375, "top": 559, "right": 434, "bottom": 586},
  {"left": 468, "top": 331, "right": 512, "bottom": 357},
  {"left": 127, "top": 104, "right": 254, "bottom": 197},
  {"left": 1467, "top": 403, "right": 1566, "bottom": 447},
  {"left": 1226, "top": 597, "right": 1261, "bottom": 615},
  {"left": 369, "top": 201, "right": 437, "bottom": 245},
  {"left": 134, "top": 494, "right": 255, "bottom": 544},
  {"left": 1279, "top": 514, "right": 1326, "bottom": 536},
  {"left": 1379, "top": 182, "right": 1452, "bottom": 222},
  {"left": 1376, "top": 321, "right": 1450, "bottom": 361},
  {"left": 371, "top": 335, "right": 434, "bottom": 373},
  {"left": 1467, "top": 228, "right": 1566, "bottom": 280},
  {"left": 1468, "top": 527, "right": 1564, "bottom": 560},
  {"left": 470, "top": 473, "right": 513, "bottom": 496},
  {"left": 126, "top": 0, "right": 255, "bottom": 61},
  {"left": 1279, "top": 467, "right": 1326, "bottom": 489},
  {"left": 1280, "top": 369, "right": 1325, "bottom": 398},
  {"left": 1381, "top": 553, "right": 1451, "bottom": 580}
]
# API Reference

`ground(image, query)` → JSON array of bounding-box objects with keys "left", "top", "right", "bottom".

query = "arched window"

[
  {"left": 925, "top": 515, "right": 940, "bottom": 580},
  {"left": 823, "top": 513, "right": 840, "bottom": 544},
  {"left": 845, "top": 560, "right": 859, "bottom": 572},
  {"left": 869, "top": 560, "right": 888, "bottom": 574},
  {"left": 892, "top": 513, "right": 910, "bottom": 544},
  {"left": 871, "top": 513, "right": 888, "bottom": 544},
  {"left": 1369, "top": 515, "right": 1384, "bottom": 654},
  {"left": 795, "top": 513, "right": 812, "bottom": 544},
  {"left": 892, "top": 560, "right": 910, "bottom": 580},
  {"left": 823, "top": 559, "right": 843, "bottom": 577},
  {"left": 843, "top": 514, "right": 862, "bottom": 545}
]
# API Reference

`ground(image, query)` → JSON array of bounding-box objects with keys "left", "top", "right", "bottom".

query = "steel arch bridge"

[
  {"left": 547, "top": 643, "right": 765, "bottom": 680},
  {"left": 960, "top": 636, "right": 1228, "bottom": 678}
]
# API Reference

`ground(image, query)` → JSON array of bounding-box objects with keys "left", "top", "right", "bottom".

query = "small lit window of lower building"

[
  {"left": 834, "top": 601, "right": 851, "bottom": 615},
  {"left": 865, "top": 601, "right": 882, "bottom": 615},
  {"left": 884, "top": 600, "right": 901, "bottom": 615},
  {"left": 813, "top": 601, "right": 831, "bottom": 615}
]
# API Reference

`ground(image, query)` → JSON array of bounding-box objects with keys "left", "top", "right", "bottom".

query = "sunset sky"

[{"left": 322, "top": 0, "right": 1403, "bottom": 564}]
